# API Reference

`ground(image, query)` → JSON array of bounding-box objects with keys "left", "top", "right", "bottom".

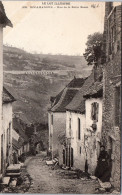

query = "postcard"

[{"left": 0, "top": 1, "right": 121, "bottom": 194}]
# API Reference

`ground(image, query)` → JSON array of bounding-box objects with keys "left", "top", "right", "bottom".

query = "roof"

[
  {"left": 12, "top": 138, "right": 21, "bottom": 150},
  {"left": 66, "top": 71, "right": 95, "bottom": 113},
  {"left": 3, "top": 87, "right": 16, "bottom": 104},
  {"left": 13, "top": 117, "right": 29, "bottom": 144},
  {"left": 67, "top": 77, "right": 87, "bottom": 88},
  {"left": 0, "top": 2, "right": 13, "bottom": 27},
  {"left": 49, "top": 77, "right": 86, "bottom": 112},
  {"left": 83, "top": 81, "right": 103, "bottom": 98}
]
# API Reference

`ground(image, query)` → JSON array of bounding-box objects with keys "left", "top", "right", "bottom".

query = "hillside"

[{"left": 3, "top": 46, "right": 92, "bottom": 124}]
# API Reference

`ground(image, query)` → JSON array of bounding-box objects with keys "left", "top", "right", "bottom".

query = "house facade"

[
  {"left": 65, "top": 111, "right": 86, "bottom": 170},
  {"left": 0, "top": 2, "right": 12, "bottom": 174},
  {"left": 101, "top": 2, "right": 121, "bottom": 190},
  {"left": 48, "top": 111, "right": 66, "bottom": 160},
  {"left": 1, "top": 87, "right": 15, "bottom": 175},
  {"left": 83, "top": 81, "right": 103, "bottom": 174}
]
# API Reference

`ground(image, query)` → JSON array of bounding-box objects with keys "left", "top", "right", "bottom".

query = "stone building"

[
  {"left": 48, "top": 77, "right": 86, "bottom": 162},
  {"left": 65, "top": 69, "right": 103, "bottom": 172},
  {"left": 101, "top": 2, "right": 121, "bottom": 190},
  {"left": 0, "top": 2, "right": 12, "bottom": 174}
]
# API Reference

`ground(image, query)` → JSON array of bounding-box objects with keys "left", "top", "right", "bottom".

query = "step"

[
  {"left": 1, "top": 177, "right": 10, "bottom": 185},
  {"left": 6, "top": 164, "right": 21, "bottom": 173},
  {"left": 6, "top": 172, "right": 20, "bottom": 177}
]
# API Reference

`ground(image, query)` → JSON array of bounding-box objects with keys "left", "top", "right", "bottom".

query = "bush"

[{"left": 18, "top": 153, "right": 26, "bottom": 163}]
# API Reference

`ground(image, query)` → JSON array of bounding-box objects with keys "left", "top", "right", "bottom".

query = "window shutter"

[
  {"left": 78, "top": 118, "right": 81, "bottom": 139},
  {"left": 91, "top": 103, "right": 94, "bottom": 120},
  {"left": 96, "top": 103, "right": 99, "bottom": 121}
]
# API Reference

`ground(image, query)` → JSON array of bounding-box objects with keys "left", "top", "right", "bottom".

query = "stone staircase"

[
  {"left": 6, "top": 164, "right": 21, "bottom": 177},
  {"left": 0, "top": 164, "right": 21, "bottom": 191}
]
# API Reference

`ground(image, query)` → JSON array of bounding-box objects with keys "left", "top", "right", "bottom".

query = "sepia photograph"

[{"left": 0, "top": 1, "right": 121, "bottom": 194}]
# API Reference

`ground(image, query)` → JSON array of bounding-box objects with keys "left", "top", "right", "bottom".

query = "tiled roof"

[
  {"left": 50, "top": 89, "right": 64, "bottom": 109},
  {"left": 67, "top": 77, "right": 87, "bottom": 88},
  {"left": 50, "top": 77, "right": 86, "bottom": 112},
  {"left": 12, "top": 138, "right": 21, "bottom": 150},
  {"left": 83, "top": 81, "right": 103, "bottom": 98},
  {"left": 0, "top": 2, "right": 13, "bottom": 27},
  {"left": 3, "top": 87, "right": 16, "bottom": 104},
  {"left": 13, "top": 118, "right": 29, "bottom": 143},
  {"left": 66, "top": 71, "right": 95, "bottom": 113}
]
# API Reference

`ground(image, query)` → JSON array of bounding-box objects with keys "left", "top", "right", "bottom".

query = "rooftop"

[
  {"left": 3, "top": 87, "right": 16, "bottom": 104},
  {"left": 0, "top": 2, "right": 12, "bottom": 27},
  {"left": 66, "top": 71, "right": 95, "bottom": 113},
  {"left": 12, "top": 138, "right": 21, "bottom": 150},
  {"left": 13, "top": 117, "right": 29, "bottom": 143},
  {"left": 83, "top": 81, "right": 103, "bottom": 98},
  {"left": 49, "top": 77, "right": 86, "bottom": 112}
]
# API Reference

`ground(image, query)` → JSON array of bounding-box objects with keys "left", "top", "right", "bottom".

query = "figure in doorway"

[{"left": 95, "top": 145, "right": 111, "bottom": 182}]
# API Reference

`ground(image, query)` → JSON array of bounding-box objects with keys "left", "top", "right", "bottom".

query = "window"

[
  {"left": 78, "top": 118, "right": 81, "bottom": 140},
  {"left": 69, "top": 118, "right": 71, "bottom": 129},
  {"left": 63, "top": 149, "right": 65, "bottom": 164},
  {"left": 80, "top": 147, "right": 81, "bottom": 154},
  {"left": 91, "top": 102, "right": 99, "bottom": 121},
  {"left": 51, "top": 114, "right": 53, "bottom": 125},
  {"left": 115, "top": 86, "right": 121, "bottom": 126}
]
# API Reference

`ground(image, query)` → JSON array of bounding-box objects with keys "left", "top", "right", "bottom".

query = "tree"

[{"left": 83, "top": 32, "right": 105, "bottom": 65}]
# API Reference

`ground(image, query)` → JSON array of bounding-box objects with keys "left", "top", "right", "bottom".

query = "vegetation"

[
  {"left": 83, "top": 32, "right": 105, "bottom": 65},
  {"left": 3, "top": 46, "right": 91, "bottom": 124}
]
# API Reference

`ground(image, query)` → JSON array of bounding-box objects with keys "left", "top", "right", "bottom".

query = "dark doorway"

[
  {"left": 108, "top": 137, "right": 113, "bottom": 176},
  {"left": 63, "top": 149, "right": 65, "bottom": 164},
  {"left": 66, "top": 147, "right": 68, "bottom": 166},
  {"left": 71, "top": 147, "right": 73, "bottom": 167},
  {"left": 1, "top": 135, "right": 3, "bottom": 174},
  {"left": 69, "top": 147, "right": 71, "bottom": 167}
]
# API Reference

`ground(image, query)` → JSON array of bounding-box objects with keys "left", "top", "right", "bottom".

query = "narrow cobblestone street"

[{"left": 26, "top": 152, "right": 100, "bottom": 194}]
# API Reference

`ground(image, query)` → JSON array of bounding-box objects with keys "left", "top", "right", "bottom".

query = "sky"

[{"left": 3, "top": 1, "right": 105, "bottom": 55}]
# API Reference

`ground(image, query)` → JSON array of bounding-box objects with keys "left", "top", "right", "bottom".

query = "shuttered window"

[
  {"left": 69, "top": 118, "right": 71, "bottom": 136},
  {"left": 78, "top": 118, "right": 81, "bottom": 140},
  {"left": 80, "top": 146, "right": 81, "bottom": 154},
  {"left": 91, "top": 102, "right": 99, "bottom": 121}
]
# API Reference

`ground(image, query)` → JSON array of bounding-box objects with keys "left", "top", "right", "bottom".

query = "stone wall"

[
  {"left": 102, "top": 3, "right": 121, "bottom": 190},
  {"left": 85, "top": 98, "right": 102, "bottom": 174}
]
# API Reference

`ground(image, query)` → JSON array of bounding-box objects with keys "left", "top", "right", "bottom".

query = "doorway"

[
  {"left": 71, "top": 147, "right": 73, "bottom": 167},
  {"left": 1, "top": 135, "right": 4, "bottom": 174}
]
